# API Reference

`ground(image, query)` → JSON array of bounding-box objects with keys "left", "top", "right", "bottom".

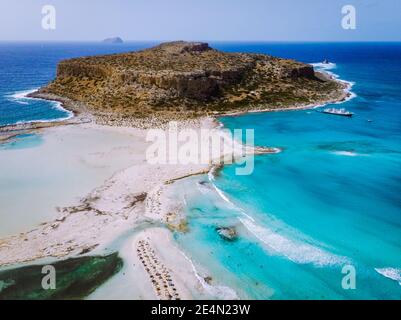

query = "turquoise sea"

[
  {"left": 171, "top": 43, "right": 401, "bottom": 299},
  {"left": 0, "top": 42, "right": 400, "bottom": 299}
]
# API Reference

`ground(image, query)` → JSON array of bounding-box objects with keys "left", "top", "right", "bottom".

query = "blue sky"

[{"left": 0, "top": 0, "right": 400, "bottom": 41}]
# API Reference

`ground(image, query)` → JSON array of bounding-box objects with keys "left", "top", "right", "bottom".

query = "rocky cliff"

[{"left": 36, "top": 41, "right": 345, "bottom": 123}]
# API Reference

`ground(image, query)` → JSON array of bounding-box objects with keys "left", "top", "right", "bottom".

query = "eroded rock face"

[
  {"left": 40, "top": 41, "right": 343, "bottom": 119},
  {"left": 55, "top": 42, "right": 255, "bottom": 101},
  {"left": 158, "top": 41, "right": 212, "bottom": 54},
  {"left": 281, "top": 65, "right": 316, "bottom": 79},
  {"left": 57, "top": 62, "right": 112, "bottom": 79}
]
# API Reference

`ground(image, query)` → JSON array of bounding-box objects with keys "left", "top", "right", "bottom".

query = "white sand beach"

[
  {"left": 0, "top": 117, "right": 253, "bottom": 299},
  {"left": 0, "top": 124, "right": 148, "bottom": 238}
]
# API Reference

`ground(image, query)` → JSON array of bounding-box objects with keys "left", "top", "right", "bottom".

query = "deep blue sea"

[
  {"left": 0, "top": 42, "right": 156, "bottom": 126},
  {"left": 0, "top": 42, "right": 400, "bottom": 299}
]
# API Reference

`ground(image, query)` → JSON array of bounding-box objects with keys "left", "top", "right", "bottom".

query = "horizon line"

[{"left": 1, "top": 39, "right": 401, "bottom": 43}]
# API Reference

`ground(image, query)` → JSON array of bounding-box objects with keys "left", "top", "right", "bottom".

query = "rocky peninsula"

[{"left": 30, "top": 41, "right": 347, "bottom": 128}]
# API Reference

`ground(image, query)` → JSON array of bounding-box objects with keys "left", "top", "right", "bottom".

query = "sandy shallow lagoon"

[{"left": 0, "top": 124, "right": 148, "bottom": 237}]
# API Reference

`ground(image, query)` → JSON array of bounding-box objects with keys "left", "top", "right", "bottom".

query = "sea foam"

[
  {"left": 179, "top": 249, "right": 239, "bottom": 300},
  {"left": 5, "top": 88, "right": 74, "bottom": 124},
  {"left": 311, "top": 62, "right": 357, "bottom": 104},
  {"left": 208, "top": 175, "right": 347, "bottom": 267},
  {"left": 331, "top": 151, "right": 359, "bottom": 157},
  {"left": 374, "top": 268, "right": 401, "bottom": 286},
  {"left": 208, "top": 180, "right": 256, "bottom": 222},
  {"left": 240, "top": 217, "right": 347, "bottom": 267},
  {"left": 330, "top": 150, "right": 370, "bottom": 157}
]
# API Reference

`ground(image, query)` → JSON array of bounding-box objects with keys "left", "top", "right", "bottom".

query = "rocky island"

[
  {"left": 31, "top": 41, "right": 347, "bottom": 127},
  {"left": 102, "top": 37, "right": 124, "bottom": 44}
]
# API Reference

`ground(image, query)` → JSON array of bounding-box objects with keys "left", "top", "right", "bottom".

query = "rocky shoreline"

[{"left": 0, "top": 76, "right": 348, "bottom": 139}]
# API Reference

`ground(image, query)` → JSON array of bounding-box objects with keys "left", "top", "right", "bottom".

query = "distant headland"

[{"left": 102, "top": 37, "right": 124, "bottom": 44}]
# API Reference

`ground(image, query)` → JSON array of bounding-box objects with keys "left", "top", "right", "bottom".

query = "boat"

[{"left": 320, "top": 107, "right": 354, "bottom": 117}]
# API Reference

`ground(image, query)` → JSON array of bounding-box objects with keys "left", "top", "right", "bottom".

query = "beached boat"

[{"left": 320, "top": 107, "right": 354, "bottom": 117}]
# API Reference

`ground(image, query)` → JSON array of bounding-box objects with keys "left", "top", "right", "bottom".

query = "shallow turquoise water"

[
  {"left": 0, "top": 126, "right": 149, "bottom": 237},
  {"left": 173, "top": 43, "right": 401, "bottom": 299},
  {"left": 0, "top": 133, "right": 43, "bottom": 150}
]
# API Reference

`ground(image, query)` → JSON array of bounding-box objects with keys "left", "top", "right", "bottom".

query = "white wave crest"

[
  {"left": 311, "top": 62, "right": 337, "bottom": 71},
  {"left": 240, "top": 217, "right": 347, "bottom": 267},
  {"left": 311, "top": 61, "right": 357, "bottom": 104},
  {"left": 208, "top": 166, "right": 217, "bottom": 181},
  {"left": 205, "top": 157, "right": 347, "bottom": 267},
  {"left": 7, "top": 88, "right": 37, "bottom": 100},
  {"left": 331, "top": 151, "right": 359, "bottom": 157},
  {"left": 209, "top": 181, "right": 255, "bottom": 222},
  {"left": 5, "top": 88, "right": 74, "bottom": 124},
  {"left": 179, "top": 250, "right": 239, "bottom": 300},
  {"left": 375, "top": 268, "right": 401, "bottom": 286},
  {"left": 330, "top": 150, "right": 369, "bottom": 157},
  {"left": 7, "top": 88, "right": 38, "bottom": 105}
]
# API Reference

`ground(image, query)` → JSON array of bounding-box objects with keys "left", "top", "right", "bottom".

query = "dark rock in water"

[
  {"left": 204, "top": 276, "right": 213, "bottom": 284},
  {"left": 102, "top": 37, "right": 123, "bottom": 44},
  {"left": 0, "top": 253, "right": 122, "bottom": 300},
  {"left": 216, "top": 227, "right": 237, "bottom": 241}
]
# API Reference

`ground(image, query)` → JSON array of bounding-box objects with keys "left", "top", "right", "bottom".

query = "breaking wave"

[
  {"left": 207, "top": 173, "right": 347, "bottom": 267},
  {"left": 240, "top": 217, "right": 348, "bottom": 267},
  {"left": 5, "top": 88, "right": 73, "bottom": 125},
  {"left": 179, "top": 249, "right": 239, "bottom": 299},
  {"left": 375, "top": 267, "right": 401, "bottom": 286},
  {"left": 311, "top": 62, "right": 357, "bottom": 103}
]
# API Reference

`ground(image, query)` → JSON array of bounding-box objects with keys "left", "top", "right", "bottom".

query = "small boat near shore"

[{"left": 320, "top": 107, "right": 354, "bottom": 117}]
